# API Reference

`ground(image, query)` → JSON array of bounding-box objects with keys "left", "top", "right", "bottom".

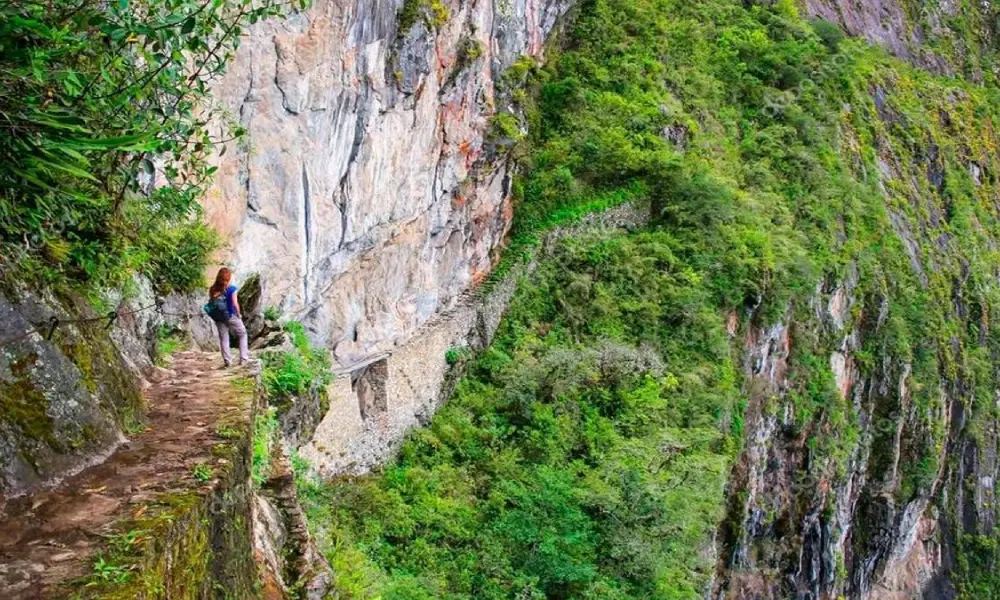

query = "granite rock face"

[
  {"left": 205, "top": 0, "right": 571, "bottom": 366},
  {"left": 0, "top": 290, "right": 149, "bottom": 501},
  {"left": 711, "top": 81, "right": 1000, "bottom": 599},
  {"left": 714, "top": 276, "right": 973, "bottom": 600},
  {"left": 803, "top": 0, "right": 994, "bottom": 77}
]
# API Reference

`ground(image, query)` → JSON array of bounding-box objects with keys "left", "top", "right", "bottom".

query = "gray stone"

[
  {"left": 0, "top": 290, "right": 142, "bottom": 501},
  {"left": 299, "top": 202, "right": 650, "bottom": 475},
  {"left": 204, "top": 0, "right": 572, "bottom": 368},
  {"left": 802, "top": 0, "right": 978, "bottom": 77}
]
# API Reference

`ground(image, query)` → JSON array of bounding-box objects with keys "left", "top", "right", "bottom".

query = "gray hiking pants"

[{"left": 216, "top": 316, "right": 249, "bottom": 365}]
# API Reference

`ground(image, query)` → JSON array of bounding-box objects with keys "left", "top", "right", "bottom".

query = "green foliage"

[
  {"left": 260, "top": 321, "right": 332, "bottom": 413},
  {"left": 75, "top": 489, "right": 242, "bottom": 598},
  {"left": 956, "top": 535, "right": 1000, "bottom": 598},
  {"left": 153, "top": 324, "right": 185, "bottom": 367},
  {"left": 445, "top": 36, "right": 486, "bottom": 87},
  {"left": 214, "top": 423, "right": 241, "bottom": 440},
  {"left": 311, "top": 0, "right": 1000, "bottom": 595},
  {"left": 398, "top": 0, "right": 450, "bottom": 33},
  {"left": 0, "top": 0, "right": 305, "bottom": 295},
  {"left": 263, "top": 305, "right": 283, "bottom": 322},
  {"left": 506, "top": 0, "right": 1000, "bottom": 502},
  {"left": 306, "top": 231, "right": 739, "bottom": 599},
  {"left": 456, "top": 37, "right": 484, "bottom": 68},
  {"left": 91, "top": 556, "right": 133, "bottom": 585},
  {"left": 123, "top": 421, "right": 147, "bottom": 436},
  {"left": 444, "top": 347, "right": 471, "bottom": 366},
  {"left": 108, "top": 530, "right": 143, "bottom": 555},
  {"left": 809, "top": 18, "right": 845, "bottom": 52},
  {"left": 191, "top": 462, "right": 214, "bottom": 483},
  {"left": 137, "top": 216, "right": 219, "bottom": 295},
  {"left": 251, "top": 407, "right": 278, "bottom": 487},
  {"left": 261, "top": 352, "right": 316, "bottom": 400},
  {"left": 488, "top": 112, "right": 525, "bottom": 146}
]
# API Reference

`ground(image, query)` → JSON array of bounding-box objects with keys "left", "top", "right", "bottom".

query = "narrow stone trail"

[{"left": 0, "top": 351, "right": 255, "bottom": 599}]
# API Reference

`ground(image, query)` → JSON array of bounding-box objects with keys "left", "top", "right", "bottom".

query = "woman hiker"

[{"left": 208, "top": 267, "right": 250, "bottom": 367}]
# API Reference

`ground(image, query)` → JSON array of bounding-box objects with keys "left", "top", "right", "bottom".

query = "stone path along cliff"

[{"left": 0, "top": 351, "right": 256, "bottom": 599}]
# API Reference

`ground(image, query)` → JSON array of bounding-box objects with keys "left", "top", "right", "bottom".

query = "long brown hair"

[{"left": 210, "top": 268, "right": 232, "bottom": 298}]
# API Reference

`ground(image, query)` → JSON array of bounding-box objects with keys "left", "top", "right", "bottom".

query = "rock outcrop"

[
  {"left": 205, "top": 0, "right": 571, "bottom": 368},
  {"left": 714, "top": 277, "right": 971, "bottom": 600},
  {"left": 712, "top": 75, "right": 1000, "bottom": 600},
  {"left": 0, "top": 289, "right": 153, "bottom": 501},
  {"left": 803, "top": 0, "right": 997, "bottom": 78}
]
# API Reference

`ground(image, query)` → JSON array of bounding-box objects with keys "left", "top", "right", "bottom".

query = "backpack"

[{"left": 204, "top": 294, "right": 230, "bottom": 323}]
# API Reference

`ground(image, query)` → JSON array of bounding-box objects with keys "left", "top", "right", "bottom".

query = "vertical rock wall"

[
  {"left": 0, "top": 289, "right": 152, "bottom": 501},
  {"left": 205, "top": 0, "right": 570, "bottom": 367},
  {"left": 712, "top": 76, "right": 1000, "bottom": 600},
  {"left": 714, "top": 275, "right": 986, "bottom": 600},
  {"left": 706, "top": 5, "right": 1000, "bottom": 598},
  {"left": 803, "top": 0, "right": 998, "bottom": 78}
]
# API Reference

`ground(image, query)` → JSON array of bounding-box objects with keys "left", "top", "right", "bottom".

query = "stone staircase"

[{"left": 0, "top": 351, "right": 259, "bottom": 599}]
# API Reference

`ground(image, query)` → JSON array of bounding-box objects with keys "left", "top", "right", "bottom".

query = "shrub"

[
  {"left": 138, "top": 213, "right": 219, "bottom": 295},
  {"left": 251, "top": 407, "right": 279, "bottom": 486},
  {"left": 810, "top": 18, "right": 846, "bottom": 52},
  {"left": 397, "top": 0, "right": 450, "bottom": 33},
  {"left": 956, "top": 535, "right": 1000, "bottom": 597},
  {"left": 260, "top": 321, "right": 332, "bottom": 413},
  {"left": 261, "top": 352, "right": 315, "bottom": 400},
  {"left": 489, "top": 112, "right": 525, "bottom": 145},
  {"left": 456, "top": 37, "right": 485, "bottom": 66},
  {"left": 154, "top": 325, "right": 185, "bottom": 367},
  {"left": 191, "top": 463, "right": 214, "bottom": 483},
  {"left": 444, "top": 347, "right": 471, "bottom": 365},
  {"left": 263, "top": 306, "right": 283, "bottom": 322}
]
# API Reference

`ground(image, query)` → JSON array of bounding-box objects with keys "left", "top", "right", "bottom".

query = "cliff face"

[
  {"left": 205, "top": 0, "right": 570, "bottom": 367},
  {"left": 193, "top": 0, "right": 1000, "bottom": 597},
  {"left": 0, "top": 289, "right": 153, "bottom": 500},
  {"left": 804, "top": 0, "right": 999, "bottom": 78},
  {"left": 713, "top": 5, "right": 1000, "bottom": 597},
  {"left": 717, "top": 271, "right": 998, "bottom": 600}
]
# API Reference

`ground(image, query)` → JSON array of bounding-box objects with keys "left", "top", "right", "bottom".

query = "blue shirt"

[{"left": 225, "top": 285, "right": 238, "bottom": 316}]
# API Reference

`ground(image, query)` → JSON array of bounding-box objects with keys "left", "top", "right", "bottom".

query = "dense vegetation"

[
  {"left": 295, "top": 0, "right": 1000, "bottom": 597},
  {"left": 0, "top": 0, "right": 305, "bottom": 296},
  {"left": 261, "top": 320, "right": 333, "bottom": 415},
  {"left": 299, "top": 231, "right": 740, "bottom": 598},
  {"left": 7, "top": 0, "right": 1000, "bottom": 596}
]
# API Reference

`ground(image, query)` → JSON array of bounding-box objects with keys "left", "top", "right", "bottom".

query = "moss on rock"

[
  {"left": 0, "top": 353, "right": 57, "bottom": 454},
  {"left": 71, "top": 397, "right": 259, "bottom": 599}
]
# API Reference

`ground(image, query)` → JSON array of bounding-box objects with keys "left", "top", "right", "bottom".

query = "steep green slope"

[
  {"left": 300, "top": 0, "right": 1000, "bottom": 597},
  {"left": 301, "top": 230, "right": 740, "bottom": 598}
]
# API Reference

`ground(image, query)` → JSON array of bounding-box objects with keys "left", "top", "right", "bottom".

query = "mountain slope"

[{"left": 296, "top": 0, "right": 1000, "bottom": 598}]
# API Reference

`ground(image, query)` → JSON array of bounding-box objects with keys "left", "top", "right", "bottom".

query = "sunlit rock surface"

[{"left": 205, "top": 0, "right": 570, "bottom": 367}]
